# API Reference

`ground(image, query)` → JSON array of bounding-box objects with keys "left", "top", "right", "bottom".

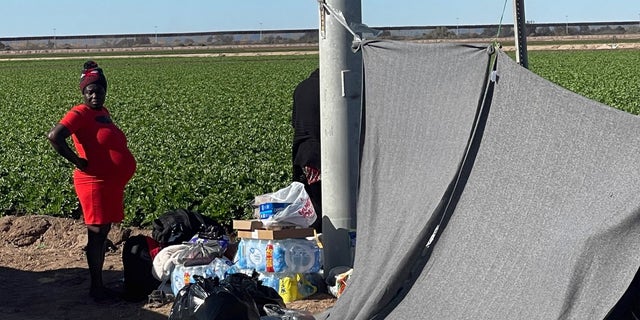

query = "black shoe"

[{"left": 90, "top": 286, "right": 121, "bottom": 304}]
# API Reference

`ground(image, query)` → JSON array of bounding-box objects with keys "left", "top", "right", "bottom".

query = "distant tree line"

[{"left": 1, "top": 22, "right": 638, "bottom": 51}]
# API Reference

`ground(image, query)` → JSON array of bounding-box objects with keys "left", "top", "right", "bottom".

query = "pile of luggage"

[{"left": 121, "top": 208, "right": 315, "bottom": 320}]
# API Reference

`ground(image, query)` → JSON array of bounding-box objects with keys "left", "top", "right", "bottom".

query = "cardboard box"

[
  {"left": 237, "top": 230, "right": 259, "bottom": 239},
  {"left": 233, "top": 219, "right": 263, "bottom": 231},
  {"left": 257, "top": 228, "right": 315, "bottom": 239},
  {"left": 236, "top": 228, "right": 315, "bottom": 240},
  {"left": 259, "top": 202, "right": 291, "bottom": 219}
]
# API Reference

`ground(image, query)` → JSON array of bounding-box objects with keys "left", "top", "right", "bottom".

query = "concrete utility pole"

[
  {"left": 513, "top": 0, "right": 529, "bottom": 68},
  {"left": 318, "top": 0, "right": 362, "bottom": 272}
]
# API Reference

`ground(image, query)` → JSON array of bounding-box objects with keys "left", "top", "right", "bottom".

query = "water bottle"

[
  {"left": 225, "top": 262, "right": 240, "bottom": 277},
  {"left": 265, "top": 240, "right": 274, "bottom": 273},
  {"left": 261, "top": 274, "right": 280, "bottom": 292},
  {"left": 171, "top": 264, "right": 184, "bottom": 295},
  {"left": 272, "top": 240, "right": 287, "bottom": 273},
  {"left": 235, "top": 238, "right": 247, "bottom": 269},
  {"left": 204, "top": 257, "right": 228, "bottom": 279},
  {"left": 248, "top": 239, "right": 266, "bottom": 272},
  {"left": 310, "top": 241, "right": 321, "bottom": 273},
  {"left": 284, "top": 239, "right": 321, "bottom": 273},
  {"left": 243, "top": 238, "right": 256, "bottom": 270}
]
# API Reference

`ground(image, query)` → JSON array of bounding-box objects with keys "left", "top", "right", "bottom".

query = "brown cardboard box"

[
  {"left": 236, "top": 228, "right": 315, "bottom": 239},
  {"left": 233, "top": 219, "right": 263, "bottom": 231},
  {"left": 256, "top": 228, "right": 315, "bottom": 240},
  {"left": 237, "top": 230, "right": 259, "bottom": 239}
]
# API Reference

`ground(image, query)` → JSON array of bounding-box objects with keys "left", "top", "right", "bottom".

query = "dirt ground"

[{"left": 0, "top": 215, "right": 336, "bottom": 320}]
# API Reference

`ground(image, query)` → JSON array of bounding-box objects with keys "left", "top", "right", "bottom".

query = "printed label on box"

[{"left": 259, "top": 202, "right": 291, "bottom": 219}]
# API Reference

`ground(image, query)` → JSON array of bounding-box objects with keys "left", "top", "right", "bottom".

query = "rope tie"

[{"left": 318, "top": 0, "right": 381, "bottom": 45}]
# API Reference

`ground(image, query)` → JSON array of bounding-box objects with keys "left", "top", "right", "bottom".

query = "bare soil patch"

[{"left": 0, "top": 215, "right": 335, "bottom": 320}]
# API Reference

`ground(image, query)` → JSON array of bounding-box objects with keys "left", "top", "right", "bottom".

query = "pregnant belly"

[
  {"left": 77, "top": 149, "right": 136, "bottom": 182},
  {"left": 109, "top": 150, "right": 136, "bottom": 182}
]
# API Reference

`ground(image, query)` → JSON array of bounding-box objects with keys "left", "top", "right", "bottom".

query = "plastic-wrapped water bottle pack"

[
  {"left": 170, "top": 256, "right": 239, "bottom": 295},
  {"left": 235, "top": 238, "right": 322, "bottom": 274}
]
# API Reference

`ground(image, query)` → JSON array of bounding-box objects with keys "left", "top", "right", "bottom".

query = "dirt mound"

[{"left": 0, "top": 215, "right": 335, "bottom": 319}]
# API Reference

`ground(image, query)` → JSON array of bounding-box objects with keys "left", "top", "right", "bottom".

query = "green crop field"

[
  {"left": 1, "top": 49, "right": 638, "bottom": 226},
  {"left": 527, "top": 50, "right": 640, "bottom": 114}
]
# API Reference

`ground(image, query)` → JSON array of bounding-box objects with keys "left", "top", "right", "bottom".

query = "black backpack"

[
  {"left": 122, "top": 234, "right": 162, "bottom": 302},
  {"left": 152, "top": 209, "right": 218, "bottom": 247}
]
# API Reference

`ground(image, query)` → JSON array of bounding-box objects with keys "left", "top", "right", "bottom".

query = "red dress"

[{"left": 59, "top": 104, "right": 136, "bottom": 225}]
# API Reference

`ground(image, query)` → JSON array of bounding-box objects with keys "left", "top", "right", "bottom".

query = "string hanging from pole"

[
  {"left": 494, "top": 0, "right": 510, "bottom": 44},
  {"left": 318, "top": 0, "right": 381, "bottom": 46}
]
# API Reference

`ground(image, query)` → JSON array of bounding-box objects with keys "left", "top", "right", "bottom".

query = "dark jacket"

[{"left": 291, "top": 68, "right": 320, "bottom": 182}]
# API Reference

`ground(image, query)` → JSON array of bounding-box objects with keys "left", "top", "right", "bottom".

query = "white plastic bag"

[{"left": 261, "top": 182, "right": 316, "bottom": 229}]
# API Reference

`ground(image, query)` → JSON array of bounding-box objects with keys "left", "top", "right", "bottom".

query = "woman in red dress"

[{"left": 48, "top": 61, "right": 136, "bottom": 302}]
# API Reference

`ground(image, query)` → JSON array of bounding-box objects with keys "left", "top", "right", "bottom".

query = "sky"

[{"left": 1, "top": 0, "right": 639, "bottom": 38}]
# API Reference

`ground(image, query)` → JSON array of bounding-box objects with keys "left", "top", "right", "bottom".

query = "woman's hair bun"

[{"left": 83, "top": 60, "right": 99, "bottom": 70}]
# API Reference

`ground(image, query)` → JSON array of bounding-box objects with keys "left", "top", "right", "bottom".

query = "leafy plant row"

[
  {"left": 0, "top": 50, "right": 638, "bottom": 226},
  {"left": 0, "top": 56, "right": 317, "bottom": 226}
]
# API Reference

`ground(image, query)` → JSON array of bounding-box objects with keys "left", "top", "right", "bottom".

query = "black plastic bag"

[
  {"left": 152, "top": 209, "right": 220, "bottom": 247},
  {"left": 178, "top": 241, "right": 224, "bottom": 267},
  {"left": 169, "top": 275, "right": 263, "bottom": 320},
  {"left": 222, "top": 271, "right": 285, "bottom": 317},
  {"left": 263, "top": 304, "right": 316, "bottom": 320},
  {"left": 168, "top": 275, "right": 212, "bottom": 320}
]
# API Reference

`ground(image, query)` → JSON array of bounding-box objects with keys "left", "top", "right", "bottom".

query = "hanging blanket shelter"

[{"left": 322, "top": 40, "right": 640, "bottom": 320}]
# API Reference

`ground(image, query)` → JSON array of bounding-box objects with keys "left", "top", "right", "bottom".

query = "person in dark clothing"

[{"left": 292, "top": 68, "right": 322, "bottom": 232}]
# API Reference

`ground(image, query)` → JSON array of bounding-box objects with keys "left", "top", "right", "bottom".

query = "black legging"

[
  {"left": 86, "top": 224, "right": 111, "bottom": 290},
  {"left": 306, "top": 181, "right": 322, "bottom": 233}
]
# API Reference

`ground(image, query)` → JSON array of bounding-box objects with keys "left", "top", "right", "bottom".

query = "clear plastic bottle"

[
  {"left": 272, "top": 240, "right": 287, "bottom": 273},
  {"left": 235, "top": 238, "right": 247, "bottom": 269},
  {"left": 260, "top": 274, "right": 280, "bottom": 292},
  {"left": 244, "top": 238, "right": 257, "bottom": 270},
  {"left": 249, "top": 239, "right": 266, "bottom": 272},
  {"left": 284, "top": 239, "right": 321, "bottom": 273},
  {"left": 171, "top": 264, "right": 185, "bottom": 295}
]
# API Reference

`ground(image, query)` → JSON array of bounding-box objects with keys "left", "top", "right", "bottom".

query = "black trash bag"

[
  {"left": 178, "top": 241, "right": 224, "bottom": 267},
  {"left": 263, "top": 304, "right": 316, "bottom": 320},
  {"left": 198, "top": 223, "right": 226, "bottom": 241},
  {"left": 169, "top": 275, "right": 212, "bottom": 320},
  {"left": 196, "top": 284, "right": 261, "bottom": 320},
  {"left": 152, "top": 209, "right": 220, "bottom": 247},
  {"left": 222, "top": 271, "right": 285, "bottom": 317},
  {"left": 169, "top": 275, "right": 262, "bottom": 320}
]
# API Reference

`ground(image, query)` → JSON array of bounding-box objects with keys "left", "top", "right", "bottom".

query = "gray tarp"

[{"left": 323, "top": 40, "right": 640, "bottom": 319}]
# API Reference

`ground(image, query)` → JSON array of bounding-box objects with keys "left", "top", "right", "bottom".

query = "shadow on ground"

[{"left": 0, "top": 266, "right": 167, "bottom": 320}]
